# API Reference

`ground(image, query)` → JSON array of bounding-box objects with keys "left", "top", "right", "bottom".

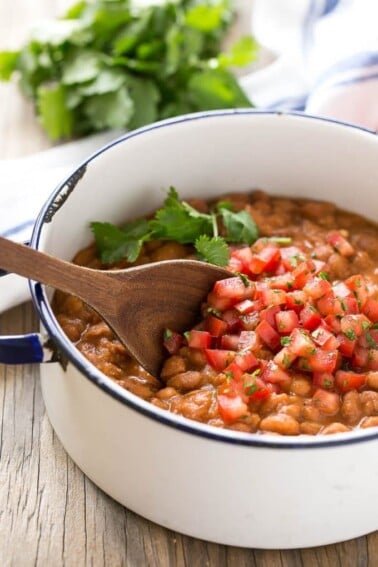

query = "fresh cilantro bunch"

[
  {"left": 0, "top": 0, "right": 257, "bottom": 140},
  {"left": 91, "top": 187, "right": 259, "bottom": 266}
]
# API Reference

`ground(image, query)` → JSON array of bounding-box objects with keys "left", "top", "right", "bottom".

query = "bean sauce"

[{"left": 53, "top": 191, "right": 378, "bottom": 436}]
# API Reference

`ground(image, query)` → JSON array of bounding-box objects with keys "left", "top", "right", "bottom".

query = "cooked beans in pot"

[{"left": 53, "top": 191, "right": 378, "bottom": 436}]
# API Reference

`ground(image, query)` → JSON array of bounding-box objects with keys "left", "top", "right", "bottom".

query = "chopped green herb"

[
  {"left": 365, "top": 331, "right": 377, "bottom": 349},
  {"left": 318, "top": 271, "right": 330, "bottom": 281},
  {"left": 344, "top": 329, "right": 356, "bottom": 341},
  {"left": 324, "top": 379, "right": 333, "bottom": 389},
  {"left": 265, "top": 236, "right": 292, "bottom": 245},
  {"left": 195, "top": 235, "right": 230, "bottom": 267},
  {"left": 163, "top": 329, "right": 173, "bottom": 340},
  {"left": 280, "top": 336, "right": 292, "bottom": 347},
  {"left": 0, "top": 0, "right": 257, "bottom": 140},
  {"left": 91, "top": 187, "right": 259, "bottom": 266},
  {"left": 237, "top": 272, "right": 251, "bottom": 287}
]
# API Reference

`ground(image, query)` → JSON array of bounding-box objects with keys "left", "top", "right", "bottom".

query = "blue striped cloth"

[
  {"left": 242, "top": 0, "right": 378, "bottom": 127},
  {"left": 0, "top": 0, "right": 377, "bottom": 312}
]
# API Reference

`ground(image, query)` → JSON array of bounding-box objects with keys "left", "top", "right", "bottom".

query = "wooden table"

[{"left": 0, "top": 1, "right": 377, "bottom": 565}]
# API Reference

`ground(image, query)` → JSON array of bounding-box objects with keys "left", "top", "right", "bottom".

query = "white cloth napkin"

[{"left": 1, "top": 0, "right": 377, "bottom": 313}]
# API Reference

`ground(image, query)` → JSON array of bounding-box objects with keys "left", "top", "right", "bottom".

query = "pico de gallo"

[{"left": 53, "top": 191, "right": 378, "bottom": 436}]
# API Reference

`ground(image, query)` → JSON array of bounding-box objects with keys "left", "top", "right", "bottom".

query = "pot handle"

[
  {"left": 0, "top": 333, "right": 45, "bottom": 364},
  {"left": 0, "top": 241, "right": 48, "bottom": 364}
]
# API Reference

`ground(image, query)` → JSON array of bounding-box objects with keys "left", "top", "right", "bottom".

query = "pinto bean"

[
  {"left": 321, "top": 423, "right": 351, "bottom": 435},
  {"left": 341, "top": 391, "right": 363, "bottom": 425},
  {"left": 359, "top": 416, "right": 378, "bottom": 428},
  {"left": 290, "top": 376, "right": 312, "bottom": 397},
  {"left": 161, "top": 355, "right": 187, "bottom": 379},
  {"left": 259, "top": 414, "right": 300, "bottom": 435},
  {"left": 367, "top": 372, "right": 378, "bottom": 391},
  {"left": 300, "top": 422, "right": 323, "bottom": 435},
  {"left": 360, "top": 391, "right": 378, "bottom": 415},
  {"left": 167, "top": 371, "right": 203, "bottom": 392},
  {"left": 156, "top": 387, "right": 178, "bottom": 400},
  {"left": 150, "top": 242, "right": 189, "bottom": 262}
]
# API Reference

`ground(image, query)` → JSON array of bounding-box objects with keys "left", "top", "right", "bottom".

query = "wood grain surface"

[{"left": 0, "top": 1, "right": 377, "bottom": 566}]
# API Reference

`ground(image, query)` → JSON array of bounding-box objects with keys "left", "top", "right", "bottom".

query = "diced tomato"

[
  {"left": 243, "top": 375, "right": 271, "bottom": 401},
  {"left": 302, "top": 348, "right": 338, "bottom": 373},
  {"left": 206, "top": 315, "right": 228, "bottom": 337},
  {"left": 352, "top": 347, "right": 369, "bottom": 369},
  {"left": 256, "top": 320, "right": 281, "bottom": 350},
  {"left": 220, "top": 334, "right": 240, "bottom": 351},
  {"left": 312, "top": 326, "right": 336, "bottom": 347},
  {"left": 205, "top": 349, "right": 236, "bottom": 371},
  {"left": 213, "top": 277, "right": 255, "bottom": 301},
  {"left": 303, "top": 277, "right": 332, "bottom": 299},
  {"left": 260, "top": 305, "right": 281, "bottom": 328},
  {"left": 239, "top": 312, "right": 260, "bottom": 331},
  {"left": 345, "top": 274, "right": 369, "bottom": 306},
  {"left": 367, "top": 349, "right": 378, "bottom": 371},
  {"left": 222, "top": 309, "right": 242, "bottom": 332},
  {"left": 332, "top": 281, "right": 353, "bottom": 299},
  {"left": 340, "top": 296, "right": 359, "bottom": 315},
  {"left": 312, "top": 389, "right": 340, "bottom": 415},
  {"left": 234, "top": 299, "right": 262, "bottom": 315},
  {"left": 299, "top": 305, "right": 321, "bottom": 331},
  {"left": 362, "top": 298, "right": 378, "bottom": 323},
  {"left": 187, "top": 330, "right": 212, "bottom": 349},
  {"left": 335, "top": 370, "right": 366, "bottom": 392},
  {"left": 274, "top": 347, "right": 297, "bottom": 369},
  {"left": 288, "top": 328, "right": 316, "bottom": 357},
  {"left": 249, "top": 243, "right": 280, "bottom": 274},
  {"left": 207, "top": 291, "right": 233, "bottom": 312},
  {"left": 261, "top": 360, "right": 291, "bottom": 384},
  {"left": 337, "top": 333, "right": 357, "bottom": 357},
  {"left": 286, "top": 290, "right": 307, "bottom": 312},
  {"left": 217, "top": 394, "right": 248, "bottom": 423},
  {"left": 340, "top": 314, "right": 371, "bottom": 339},
  {"left": 234, "top": 351, "right": 259, "bottom": 372},
  {"left": 358, "top": 329, "right": 378, "bottom": 349},
  {"left": 292, "top": 260, "right": 316, "bottom": 288},
  {"left": 238, "top": 330, "right": 259, "bottom": 351},
  {"left": 280, "top": 247, "right": 306, "bottom": 271},
  {"left": 227, "top": 255, "right": 244, "bottom": 273},
  {"left": 163, "top": 330, "right": 183, "bottom": 355},
  {"left": 275, "top": 310, "right": 299, "bottom": 334},
  {"left": 268, "top": 273, "right": 296, "bottom": 291},
  {"left": 327, "top": 231, "right": 355, "bottom": 257},
  {"left": 222, "top": 361, "right": 244, "bottom": 381},
  {"left": 317, "top": 292, "right": 345, "bottom": 317},
  {"left": 260, "top": 288, "right": 287, "bottom": 307},
  {"left": 230, "top": 247, "right": 254, "bottom": 273},
  {"left": 313, "top": 372, "right": 335, "bottom": 390},
  {"left": 324, "top": 314, "right": 342, "bottom": 334},
  {"left": 313, "top": 260, "right": 326, "bottom": 274}
]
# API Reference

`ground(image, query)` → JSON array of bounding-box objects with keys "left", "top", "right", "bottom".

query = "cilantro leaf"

[
  {"left": 0, "top": 51, "right": 19, "bottom": 81},
  {"left": 37, "top": 83, "right": 74, "bottom": 140},
  {"left": 218, "top": 36, "right": 259, "bottom": 68},
  {"left": 84, "top": 86, "right": 134, "bottom": 130},
  {"left": 218, "top": 205, "right": 259, "bottom": 244},
  {"left": 149, "top": 190, "right": 213, "bottom": 243},
  {"left": 195, "top": 235, "right": 229, "bottom": 267},
  {"left": 91, "top": 219, "right": 150, "bottom": 264},
  {"left": 62, "top": 50, "right": 102, "bottom": 85},
  {"left": 188, "top": 68, "right": 253, "bottom": 110},
  {"left": 0, "top": 0, "right": 257, "bottom": 140}
]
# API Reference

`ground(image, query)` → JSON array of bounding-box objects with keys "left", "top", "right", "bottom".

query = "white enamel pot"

[{"left": 4, "top": 111, "right": 378, "bottom": 549}]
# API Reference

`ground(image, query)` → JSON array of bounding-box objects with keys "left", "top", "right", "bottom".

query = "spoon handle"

[{"left": 0, "top": 236, "right": 112, "bottom": 303}]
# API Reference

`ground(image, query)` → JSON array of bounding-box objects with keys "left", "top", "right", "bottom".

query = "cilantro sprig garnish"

[
  {"left": 91, "top": 187, "right": 259, "bottom": 267},
  {"left": 0, "top": 0, "right": 257, "bottom": 140}
]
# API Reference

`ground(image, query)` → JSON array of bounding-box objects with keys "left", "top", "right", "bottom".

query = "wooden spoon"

[{"left": 0, "top": 237, "right": 230, "bottom": 376}]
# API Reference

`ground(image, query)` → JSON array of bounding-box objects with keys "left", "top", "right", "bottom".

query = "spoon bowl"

[{"left": 0, "top": 236, "right": 229, "bottom": 375}]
